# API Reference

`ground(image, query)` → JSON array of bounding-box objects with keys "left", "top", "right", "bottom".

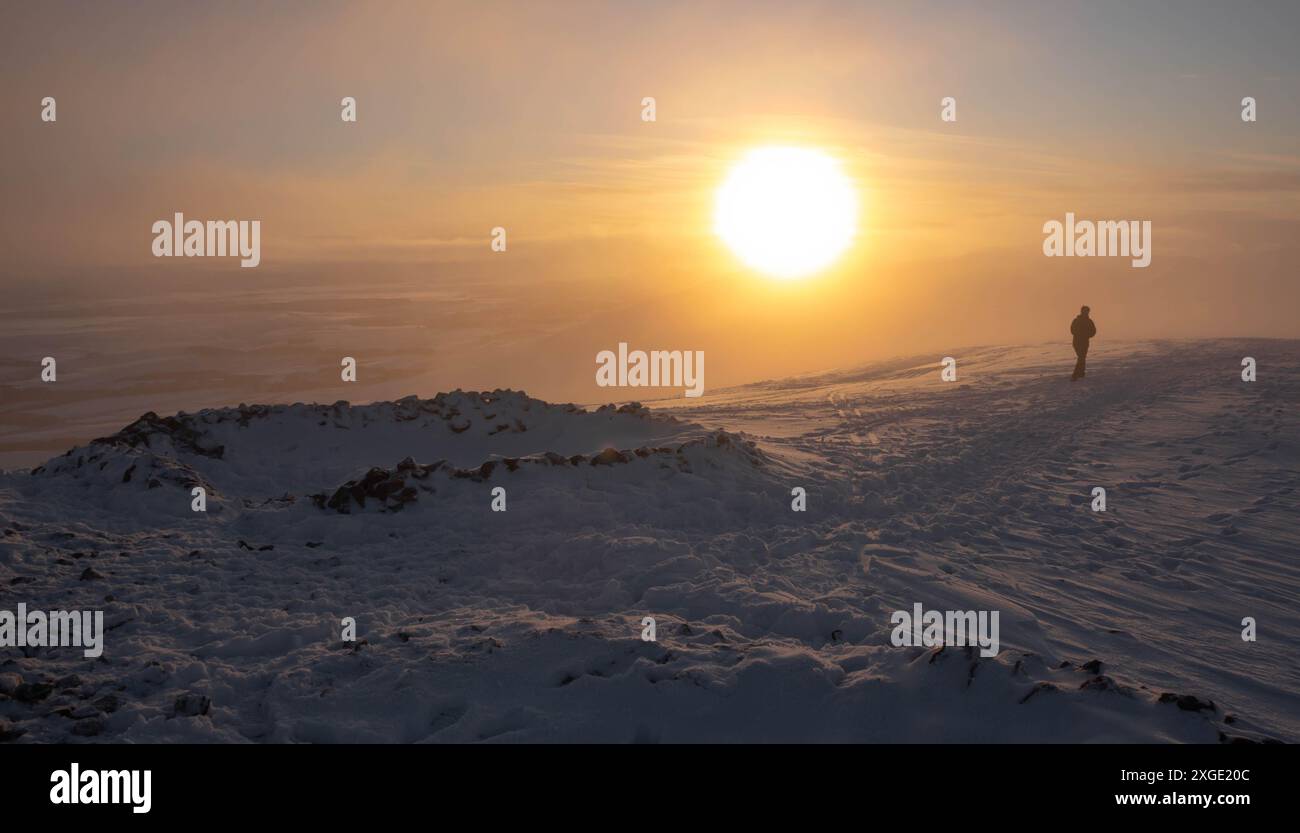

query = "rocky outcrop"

[{"left": 312, "top": 431, "right": 766, "bottom": 514}]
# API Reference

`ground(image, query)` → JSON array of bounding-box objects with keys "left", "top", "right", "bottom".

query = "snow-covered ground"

[{"left": 1, "top": 339, "right": 1296, "bottom": 742}]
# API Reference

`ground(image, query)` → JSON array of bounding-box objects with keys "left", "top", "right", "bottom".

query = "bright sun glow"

[{"left": 714, "top": 146, "right": 858, "bottom": 280}]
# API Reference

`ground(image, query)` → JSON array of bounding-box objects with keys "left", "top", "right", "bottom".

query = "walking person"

[{"left": 1070, "top": 305, "right": 1096, "bottom": 381}]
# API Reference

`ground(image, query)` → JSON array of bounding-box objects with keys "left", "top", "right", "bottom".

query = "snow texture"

[{"left": 0, "top": 340, "right": 1296, "bottom": 742}]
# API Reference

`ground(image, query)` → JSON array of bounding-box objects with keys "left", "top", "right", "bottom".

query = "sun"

[{"left": 714, "top": 146, "right": 858, "bottom": 280}]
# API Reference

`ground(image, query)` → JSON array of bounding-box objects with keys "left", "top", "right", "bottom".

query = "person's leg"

[
  {"left": 1072, "top": 345, "right": 1085, "bottom": 378},
  {"left": 1078, "top": 343, "right": 1088, "bottom": 377}
]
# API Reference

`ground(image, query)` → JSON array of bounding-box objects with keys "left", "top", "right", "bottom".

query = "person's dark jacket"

[{"left": 1070, "top": 315, "right": 1096, "bottom": 346}]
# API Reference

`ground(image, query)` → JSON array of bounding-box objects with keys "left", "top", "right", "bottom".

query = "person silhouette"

[{"left": 1070, "top": 305, "right": 1096, "bottom": 381}]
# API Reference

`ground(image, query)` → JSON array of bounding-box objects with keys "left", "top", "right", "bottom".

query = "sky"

[{"left": 1, "top": 0, "right": 1299, "bottom": 461}]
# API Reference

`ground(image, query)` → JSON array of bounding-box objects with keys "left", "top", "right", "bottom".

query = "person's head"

[{"left": 1080, "top": 305, "right": 1091, "bottom": 316}]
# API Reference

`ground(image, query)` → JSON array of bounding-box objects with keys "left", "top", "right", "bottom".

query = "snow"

[{"left": 0, "top": 339, "right": 1296, "bottom": 742}]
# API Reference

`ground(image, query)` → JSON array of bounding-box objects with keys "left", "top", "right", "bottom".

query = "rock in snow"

[{"left": 0, "top": 342, "right": 1296, "bottom": 742}]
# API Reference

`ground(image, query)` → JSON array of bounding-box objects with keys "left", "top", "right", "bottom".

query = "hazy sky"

[{"left": 2, "top": 0, "right": 1299, "bottom": 429}]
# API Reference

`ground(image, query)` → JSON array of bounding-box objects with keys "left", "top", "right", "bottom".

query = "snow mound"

[{"left": 27, "top": 391, "right": 712, "bottom": 501}]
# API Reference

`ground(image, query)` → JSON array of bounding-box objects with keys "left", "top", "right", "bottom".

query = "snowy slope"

[{"left": 0, "top": 340, "right": 1296, "bottom": 743}]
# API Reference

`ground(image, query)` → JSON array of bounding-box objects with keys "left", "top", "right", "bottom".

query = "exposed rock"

[
  {"left": 14, "top": 682, "right": 54, "bottom": 703},
  {"left": 173, "top": 693, "right": 211, "bottom": 717},
  {"left": 93, "top": 411, "right": 225, "bottom": 459},
  {"left": 93, "top": 694, "right": 121, "bottom": 713},
  {"left": 1159, "top": 692, "right": 1216, "bottom": 712},
  {"left": 322, "top": 465, "right": 425, "bottom": 513},
  {"left": 592, "top": 448, "right": 630, "bottom": 465},
  {"left": 1079, "top": 675, "right": 1126, "bottom": 694},
  {"left": 1018, "top": 682, "right": 1058, "bottom": 704}
]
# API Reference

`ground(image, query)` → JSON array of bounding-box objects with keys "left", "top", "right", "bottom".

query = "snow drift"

[{"left": 1, "top": 341, "right": 1296, "bottom": 743}]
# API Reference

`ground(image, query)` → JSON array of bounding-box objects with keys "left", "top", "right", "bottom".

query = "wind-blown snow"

[{"left": 1, "top": 340, "right": 1296, "bottom": 742}]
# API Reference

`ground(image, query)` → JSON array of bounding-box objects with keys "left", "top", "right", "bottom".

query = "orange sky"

[{"left": 2, "top": 1, "right": 1299, "bottom": 404}]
